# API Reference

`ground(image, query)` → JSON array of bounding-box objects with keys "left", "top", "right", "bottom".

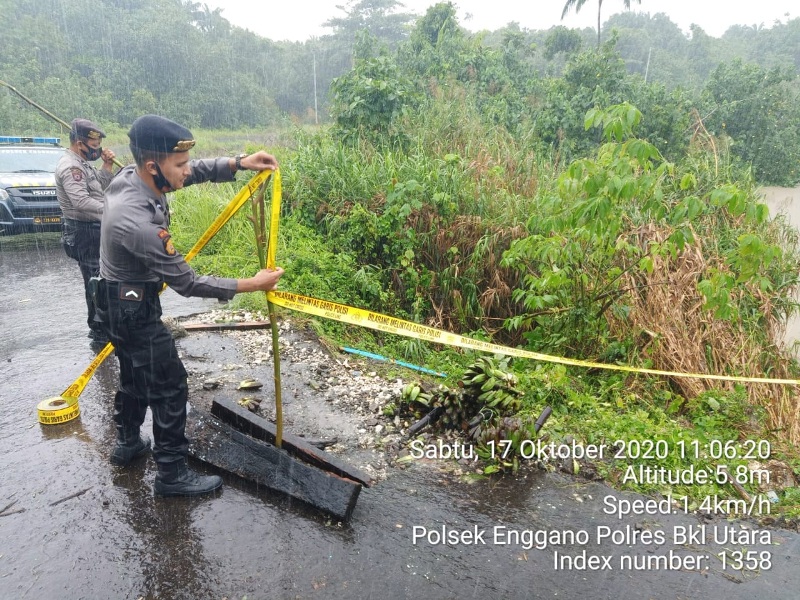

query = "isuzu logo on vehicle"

[{"left": 32, "top": 190, "right": 56, "bottom": 195}]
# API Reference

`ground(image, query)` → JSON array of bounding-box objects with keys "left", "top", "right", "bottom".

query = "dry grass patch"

[
  {"left": 608, "top": 224, "right": 800, "bottom": 443},
  {"left": 422, "top": 215, "right": 525, "bottom": 341}
]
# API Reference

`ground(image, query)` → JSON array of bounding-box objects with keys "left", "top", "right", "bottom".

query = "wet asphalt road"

[{"left": 1, "top": 235, "right": 800, "bottom": 600}]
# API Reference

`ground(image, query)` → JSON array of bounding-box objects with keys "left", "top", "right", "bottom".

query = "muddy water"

[{"left": 1, "top": 235, "right": 799, "bottom": 599}]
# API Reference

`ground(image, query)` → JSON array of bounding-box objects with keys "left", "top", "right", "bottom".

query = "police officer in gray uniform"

[
  {"left": 55, "top": 118, "right": 117, "bottom": 344},
  {"left": 95, "top": 114, "right": 283, "bottom": 497}
]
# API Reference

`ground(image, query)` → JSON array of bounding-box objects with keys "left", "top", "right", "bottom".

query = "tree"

[
  {"left": 397, "top": 2, "right": 467, "bottom": 80},
  {"left": 535, "top": 37, "right": 629, "bottom": 159},
  {"left": 330, "top": 43, "right": 417, "bottom": 145},
  {"left": 561, "top": 0, "right": 642, "bottom": 47},
  {"left": 701, "top": 59, "right": 800, "bottom": 185},
  {"left": 323, "top": 0, "right": 416, "bottom": 49},
  {"left": 544, "top": 25, "right": 584, "bottom": 59}
]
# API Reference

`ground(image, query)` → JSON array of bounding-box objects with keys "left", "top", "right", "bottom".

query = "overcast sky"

[{"left": 203, "top": 0, "right": 796, "bottom": 42}]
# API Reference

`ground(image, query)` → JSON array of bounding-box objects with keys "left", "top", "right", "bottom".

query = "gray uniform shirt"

[
  {"left": 99, "top": 158, "right": 238, "bottom": 300},
  {"left": 55, "top": 149, "right": 113, "bottom": 222}
]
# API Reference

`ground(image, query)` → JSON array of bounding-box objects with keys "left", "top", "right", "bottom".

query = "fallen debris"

[
  {"left": 212, "top": 396, "right": 374, "bottom": 487},
  {"left": 186, "top": 408, "right": 361, "bottom": 521},
  {"left": 49, "top": 487, "right": 92, "bottom": 507},
  {"left": 237, "top": 378, "right": 264, "bottom": 391},
  {"left": 0, "top": 499, "right": 25, "bottom": 518},
  {"left": 183, "top": 321, "right": 271, "bottom": 332}
]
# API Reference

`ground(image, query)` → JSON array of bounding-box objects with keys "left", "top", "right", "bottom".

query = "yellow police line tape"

[
  {"left": 265, "top": 290, "right": 800, "bottom": 386},
  {"left": 38, "top": 169, "right": 277, "bottom": 425}
]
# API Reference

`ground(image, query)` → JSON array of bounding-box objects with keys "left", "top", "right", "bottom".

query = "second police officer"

[{"left": 55, "top": 118, "right": 118, "bottom": 345}]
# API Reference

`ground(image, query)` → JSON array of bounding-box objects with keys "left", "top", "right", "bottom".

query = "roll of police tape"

[{"left": 37, "top": 396, "right": 80, "bottom": 425}]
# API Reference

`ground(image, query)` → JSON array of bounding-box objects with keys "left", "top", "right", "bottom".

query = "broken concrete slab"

[
  {"left": 186, "top": 407, "right": 361, "bottom": 521},
  {"left": 211, "top": 396, "right": 374, "bottom": 488}
]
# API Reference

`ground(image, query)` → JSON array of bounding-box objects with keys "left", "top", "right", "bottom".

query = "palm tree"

[{"left": 561, "top": 0, "right": 642, "bottom": 47}]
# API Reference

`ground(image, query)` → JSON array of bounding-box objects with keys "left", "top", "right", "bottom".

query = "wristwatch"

[{"left": 235, "top": 153, "right": 248, "bottom": 171}]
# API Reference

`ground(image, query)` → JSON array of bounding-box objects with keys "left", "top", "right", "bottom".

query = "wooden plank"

[
  {"left": 182, "top": 321, "right": 271, "bottom": 332},
  {"left": 186, "top": 408, "right": 361, "bottom": 521},
  {"left": 211, "top": 397, "right": 374, "bottom": 488}
]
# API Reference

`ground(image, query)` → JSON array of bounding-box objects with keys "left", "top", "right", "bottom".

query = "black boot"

[
  {"left": 110, "top": 431, "right": 151, "bottom": 466},
  {"left": 154, "top": 460, "right": 222, "bottom": 497}
]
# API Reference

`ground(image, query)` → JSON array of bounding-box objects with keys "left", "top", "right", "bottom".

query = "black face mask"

[
  {"left": 81, "top": 142, "right": 102, "bottom": 161},
  {"left": 152, "top": 162, "right": 172, "bottom": 192}
]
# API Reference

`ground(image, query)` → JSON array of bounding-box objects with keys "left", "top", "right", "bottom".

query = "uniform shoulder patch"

[
  {"left": 70, "top": 168, "right": 84, "bottom": 182},
  {"left": 157, "top": 228, "right": 176, "bottom": 255}
]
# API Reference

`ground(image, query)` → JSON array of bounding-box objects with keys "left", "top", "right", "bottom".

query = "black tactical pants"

[
  {"left": 61, "top": 219, "right": 102, "bottom": 335},
  {"left": 94, "top": 280, "right": 188, "bottom": 467}
]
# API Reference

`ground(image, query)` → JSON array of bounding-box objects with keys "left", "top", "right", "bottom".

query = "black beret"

[
  {"left": 71, "top": 118, "right": 105, "bottom": 140},
  {"left": 128, "top": 114, "right": 196, "bottom": 153}
]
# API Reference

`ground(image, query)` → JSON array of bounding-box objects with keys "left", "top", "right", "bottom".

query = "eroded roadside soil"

[{"left": 175, "top": 310, "right": 442, "bottom": 484}]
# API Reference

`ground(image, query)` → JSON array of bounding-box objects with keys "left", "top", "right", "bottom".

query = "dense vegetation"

[
  {"left": 3, "top": 0, "right": 800, "bottom": 182},
  {"left": 5, "top": 0, "right": 800, "bottom": 515}
]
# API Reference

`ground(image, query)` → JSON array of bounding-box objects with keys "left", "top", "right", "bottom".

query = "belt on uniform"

[
  {"left": 63, "top": 217, "right": 101, "bottom": 230},
  {"left": 101, "top": 280, "right": 163, "bottom": 301}
]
